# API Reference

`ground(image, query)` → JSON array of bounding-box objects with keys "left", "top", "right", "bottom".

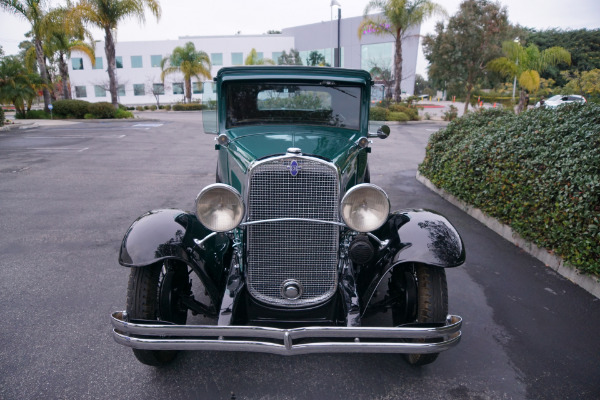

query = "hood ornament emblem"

[{"left": 288, "top": 160, "right": 300, "bottom": 177}]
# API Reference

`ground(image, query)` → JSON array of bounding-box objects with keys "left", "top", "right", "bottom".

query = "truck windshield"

[{"left": 224, "top": 82, "right": 362, "bottom": 130}]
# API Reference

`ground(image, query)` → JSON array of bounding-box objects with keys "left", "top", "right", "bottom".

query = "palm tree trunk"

[
  {"left": 58, "top": 53, "right": 71, "bottom": 99},
  {"left": 34, "top": 38, "right": 51, "bottom": 112},
  {"left": 185, "top": 78, "right": 192, "bottom": 103},
  {"left": 393, "top": 31, "right": 403, "bottom": 103},
  {"left": 104, "top": 27, "right": 119, "bottom": 108}
]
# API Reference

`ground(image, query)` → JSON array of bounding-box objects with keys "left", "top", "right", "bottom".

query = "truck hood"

[{"left": 226, "top": 126, "right": 364, "bottom": 173}]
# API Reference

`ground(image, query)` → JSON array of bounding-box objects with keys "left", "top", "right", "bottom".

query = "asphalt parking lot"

[{"left": 0, "top": 112, "right": 598, "bottom": 399}]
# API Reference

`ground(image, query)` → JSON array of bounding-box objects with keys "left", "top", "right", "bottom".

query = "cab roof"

[{"left": 215, "top": 66, "right": 373, "bottom": 86}]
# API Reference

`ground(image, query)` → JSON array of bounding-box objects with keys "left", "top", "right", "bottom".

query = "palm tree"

[
  {"left": 488, "top": 41, "right": 571, "bottom": 113},
  {"left": 244, "top": 48, "right": 275, "bottom": 65},
  {"left": 1, "top": 0, "right": 53, "bottom": 112},
  {"left": 72, "top": 0, "right": 161, "bottom": 108},
  {"left": 358, "top": 0, "right": 446, "bottom": 102},
  {"left": 45, "top": 4, "right": 95, "bottom": 99},
  {"left": 160, "top": 42, "right": 211, "bottom": 104},
  {"left": 0, "top": 55, "right": 42, "bottom": 117}
]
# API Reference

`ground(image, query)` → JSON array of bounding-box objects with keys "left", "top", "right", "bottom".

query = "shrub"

[
  {"left": 135, "top": 106, "right": 144, "bottom": 111},
  {"left": 149, "top": 105, "right": 157, "bottom": 111},
  {"left": 443, "top": 105, "right": 458, "bottom": 121},
  {"left": 389, "top": 104, "right": 419, "bottom": 120},
  {"left": 0, "top": 107, "right": 4, "bottom": 126},
  {"left": 88, "top": 102, "right": 116, "bottom": 119},
  {"left": 163, "top": 104, "right": 171, "bottom": 111},
  {"left": 127, "top": 106, "right": 135, "bottom": 111},
  {"left": 388, "top": 111, "right": 409, "bottom": 122},
  {"left": 419, "top": 104, "right": 600, "bottom": 276},
  {"left": 172, "top": 103, "right": 203, "bottom": 111},
  {"left": 15, "top": 109, "right": 50, "bottom": 119},
  {"left": 84, "top": 113, "right": 95, "bottom": 119},
  {"left": 52, "top": 99, "right": 90, "bottom": 118},
  {"left": 369, "top": 106, "right": 389, "bottom": 121},
  {"left": 143, "top": 105, "right": 150, "bottom": 110},
  {"left": 114, "top": 109, "right": 134, "bottom": 119}
]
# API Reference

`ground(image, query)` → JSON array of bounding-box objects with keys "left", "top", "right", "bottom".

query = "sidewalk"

[{"left": 0, "top": 117, "right": 80, "bottom": 132}]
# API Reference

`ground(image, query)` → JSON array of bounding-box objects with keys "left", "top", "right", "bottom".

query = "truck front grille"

[{"left": 246, "top": 157, "right": 339, "bottom": 307}]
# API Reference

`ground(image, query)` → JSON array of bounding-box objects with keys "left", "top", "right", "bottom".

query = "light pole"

[
  {"left": 331, "top": 0, "right": 341, "bottom": 67},
  {"left": 512, "top": 37, "right": 519, "bottom": 101}
]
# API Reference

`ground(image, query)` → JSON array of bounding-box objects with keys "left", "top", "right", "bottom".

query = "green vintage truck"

[{"left": 111, "top": 66, "right": 465, "bottom": 367}]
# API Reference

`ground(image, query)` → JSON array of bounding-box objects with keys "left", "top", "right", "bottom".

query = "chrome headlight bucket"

[
  {"left": 195, "top": 184, "right": 244, "bottom": 232},
  {"left": 341, "top": 184, "right": 390, "bottom": 232}
]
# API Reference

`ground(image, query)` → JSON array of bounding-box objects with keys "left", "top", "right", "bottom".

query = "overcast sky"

[{"left": 1, "top": 0, "right": 599, "bottom": 76}]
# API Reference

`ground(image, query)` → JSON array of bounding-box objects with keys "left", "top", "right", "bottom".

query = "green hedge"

[
  {"left": 52, "top": 99, "right": 90, "bottom": 119},
  {"left": 0, "top": 107, "right": 4, "bottom": 126},
  {"left": 88, "top": 102, "right": 116, "bottom": 119},
  {"left": 419, "top": 104, "right": 600, "bottom": 276},
  {"left": 172, "top": 103, "right": 203, "bottom": 111}
]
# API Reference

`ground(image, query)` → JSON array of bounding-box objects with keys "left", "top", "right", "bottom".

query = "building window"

[
  {"left": 211, "top": 53, "right": 223, "bottom": 66},
  {"left": 94, "top": 85, "right": 106, "bottom": 97},
  {"left": 133, "top": 84, "right": 145, "bottom": 96},
  {"left": 92, "top": 57, "right": 103, "bottom": 70},
  {"left": 272, "top": 52, "right": 283, "bottom": 63},
  {"left": 116, "top": 56, "right": 123, "bottom": 69},
  {"left": 231, "top": 52, "right": 243, "bottom": 65},
  {"left": 72, "top": 58, "right": 84, "bottom": 70},
  {"left": 151, "top": 55, "right": 162, "bottom": 67},
  {"left": 117, "top": 84, "right": 126, "bottom": 96},
  {"left": 75, "top": 86, "right": 87, "bottom": 98},
  {"left": 256, "top": 52, "right": 264, "bottom": 61},
  {"left": 361, "top": 43, "right": 393, "bottom": 72},
  {"left": 131, "top": 56, "right": 143, "bottom": 68},
  {"left": 152, "top": 83, "right": 165, "bottom": 95},
  {"left": 173, "top": 82, "right": 184, "bottom": 95},
  {"left": 192, "top": 82, "right": 202, "bottom": 94}
]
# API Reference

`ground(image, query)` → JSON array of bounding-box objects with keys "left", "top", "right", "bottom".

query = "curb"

[
  {"left": 416, "top": 171, "right": 600, "bottom": 299},
  {"left": 0, "top": 122, "right": 39, "bottom": 132}
]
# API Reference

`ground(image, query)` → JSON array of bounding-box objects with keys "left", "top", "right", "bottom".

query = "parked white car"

[{"left": 536, "top": 94, "right": 587, "bottom": 108}]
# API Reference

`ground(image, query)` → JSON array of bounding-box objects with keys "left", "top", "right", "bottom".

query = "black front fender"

[
  {"left": 359, "top": 209, "right": 465, "bottom": 315},
  {"left": 119, "top": 209, "right": 214, "bottom": 267}
]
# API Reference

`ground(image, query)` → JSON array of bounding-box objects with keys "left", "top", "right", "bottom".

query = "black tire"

[
  {"left": 364, "top": 164, "right": 371, "bottom": 183},
  {"left": 403, "top": 264, "right": 448, "bottom": 366},
  {"left": 126, "top": 260, "right": 189, "bottom": 366}
]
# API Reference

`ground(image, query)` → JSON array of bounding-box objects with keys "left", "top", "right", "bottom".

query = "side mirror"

[{"left": 368, "top": 124, "right": 390, "bottom": 139}]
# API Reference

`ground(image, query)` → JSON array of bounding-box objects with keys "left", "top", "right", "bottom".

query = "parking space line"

[{"left": 26, "top": 147, "right": 89, "bottom": 152}]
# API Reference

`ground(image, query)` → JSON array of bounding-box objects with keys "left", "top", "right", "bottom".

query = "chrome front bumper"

[{"left": 111, "top": 311, "right": 462, "bottom": 356}]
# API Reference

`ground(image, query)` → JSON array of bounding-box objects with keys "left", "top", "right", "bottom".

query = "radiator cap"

[{"left": 287, "top": 147, "right": 302, "bottom": 155}]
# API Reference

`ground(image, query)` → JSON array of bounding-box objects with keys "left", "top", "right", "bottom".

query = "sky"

[{"left": 1, "top": 0, "right": 599, "bottom": 77}]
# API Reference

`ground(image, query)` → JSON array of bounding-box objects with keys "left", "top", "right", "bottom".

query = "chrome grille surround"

[{"left": 246, "top": 155, "right": 340, "bottom": 307}]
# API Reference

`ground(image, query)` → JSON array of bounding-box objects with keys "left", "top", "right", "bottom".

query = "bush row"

[
  {"left": 50, "top": 99, "right": 132, "bottom": 119},
  {"left": 419, "top": 105, "right": 600, "bottom": 276},
  {"left": 0, "top": 107, "right": 5, "bottom": 126},
  {"left": 369, "top": 103, "right": 420, "bottom": 122}
]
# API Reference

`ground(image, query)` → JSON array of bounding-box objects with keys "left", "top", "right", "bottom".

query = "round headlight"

[
  {"left": 341, "top": 184, "right": 389, "bottom": 232},
  {"left": 195, "top": 184, "right": 244, "bottom": 232}
]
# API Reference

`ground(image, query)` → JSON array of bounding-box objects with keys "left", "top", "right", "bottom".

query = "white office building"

[{"left": 68, "top": 14, "right": 420, "bottom": 105}]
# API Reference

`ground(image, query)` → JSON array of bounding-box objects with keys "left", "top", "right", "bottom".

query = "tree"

[
  {"left": 278, "top": 49, "right": 302, "bottom": 65},
  {"left": 45, "top": 4, "right": 95, "bottom": 99},
  {"left": 0, "top": 55, "right": 41, "bottom": 117},
  {"left": 358, "top": 0, "right": 445, "bottom": 102},
  {"left": 147, "top": 78, "right": 170, "bottom": 108},
  {"left": 244, "top": 48, "right": 275, "bottom": 65},
  {"left": 1, "top": 0, "right": 53, "bottom": 112},
  {"left": 160, "top": 42, "right": 211, "bottom": 104},
  {"left": 306, "top": 50, "right": 329, "bottom": 67},
  {"left": 72, "top": 0, "right": 161, "bottom": 108},
  {"left": 527, "top": 28, "right": 600, "bottom": 87},
  {"left": 423, "top": 0, "right": 513, "bottom": 113},
  {"left": 488, "top": 41, "right": 571, "bottom": 112}
]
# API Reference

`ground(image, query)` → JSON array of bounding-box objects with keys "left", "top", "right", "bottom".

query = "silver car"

[{"left": 536, "top": 94, "right": 587, "bottom": 108}]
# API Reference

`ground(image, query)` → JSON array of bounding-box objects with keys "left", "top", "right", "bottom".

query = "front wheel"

[
  {"left": 398, "top": 264, "right": 448, "bottom": 366},
  {"left": 126, "top": 260, "right": 190, "bottom": 366}
]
